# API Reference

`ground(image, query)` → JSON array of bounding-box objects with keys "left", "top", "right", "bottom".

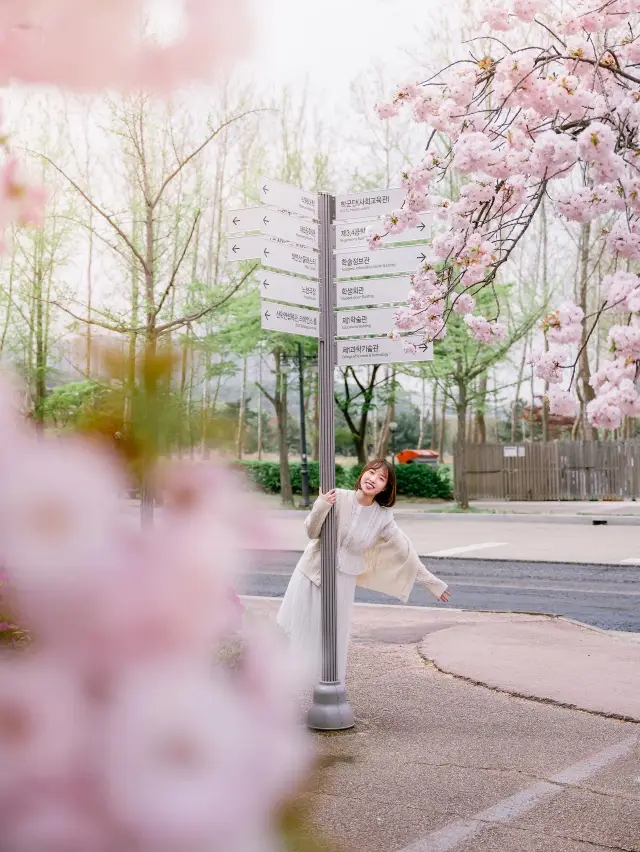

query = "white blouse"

[{"left": 337, "top": 490, "right": 395, "bottom": 576}]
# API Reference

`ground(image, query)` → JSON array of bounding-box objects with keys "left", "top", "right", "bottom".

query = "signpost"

[
  {"left": 337, "top": 337, "right": 433, "bottom": 366},
  {"left": 336, "top": 244, "right": 430, "bottom": 279},
  {"left": 261, "top": 301, "right": 319, "bottom": 338},
  {"left": 227, "top": 177, "right": 435, "bottom": 733},
  {"left": 228, "top": 207, "right": 319, "bottom": 248},
  {"left": 335, "top": 216, "right": 429, "bottom": 250},
  {"left": 335, "top": 188, "right": 405, "bottom": 220},
  {"left": 336, "top": 275, "right": 411, "bottom": 308},
  {"left": 261, "top": 271, "right": 319, "bottom": 307}
]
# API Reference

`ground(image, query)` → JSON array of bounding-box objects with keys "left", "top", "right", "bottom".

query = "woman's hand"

[
  {"left": 439, "top": 590, "right": 451, "bottom": 603},
  {"left": 320, "top": 489, "right": 337, "bottom": 505}
]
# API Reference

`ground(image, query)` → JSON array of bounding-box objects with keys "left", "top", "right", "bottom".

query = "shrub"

[{"left": 239, "top": 460, "right": 452, "bottom": 500}]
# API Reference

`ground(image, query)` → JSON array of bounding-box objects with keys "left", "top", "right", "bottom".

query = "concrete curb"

[{"left": 418, "top": 619, "right": 640, "bottom": 724}]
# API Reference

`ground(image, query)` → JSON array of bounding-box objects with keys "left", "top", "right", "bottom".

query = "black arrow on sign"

[
  {"left": 263, "top": 248, "right": 270, "bottom": 258},
  {"left": 417, "top": 222, "right": 426, "bottom": 232},
  {"left": 263, "top": 216, "right": 269, "bottom": 226},
  {"left": 264, "top": 310, "right": 271, "bottom": 320},
  {"left": 262, "top": 185, "right": 269, "bottom": 195},
  {"left": 418, "top": 252, "right": 427, "bottom": 262},
  {"left": 232, "top": 244, "right": 240, "bottom": 254},
  {"left": 262, "top": 279, "right": 269, "bottom": 288},
  {"left": 233, "top": 217, "right": 240, "bottom": 226}
]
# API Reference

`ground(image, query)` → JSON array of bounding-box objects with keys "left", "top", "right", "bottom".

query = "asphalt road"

[{"left": 238, "top": 552, "right": 640, "bottom": 632}]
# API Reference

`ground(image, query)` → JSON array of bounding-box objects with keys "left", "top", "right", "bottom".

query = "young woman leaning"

[{"left": 277, "top": 459, "right": 450, "bottom": 682}]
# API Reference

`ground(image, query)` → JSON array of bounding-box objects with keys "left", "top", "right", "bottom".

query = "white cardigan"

[{"left": 295, "top": 489, "right": 448, "bottom": 604}]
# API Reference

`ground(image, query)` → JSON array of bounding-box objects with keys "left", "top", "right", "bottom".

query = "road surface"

[{"left": 238, "top": 552, "right": 640, "bottom": 632}]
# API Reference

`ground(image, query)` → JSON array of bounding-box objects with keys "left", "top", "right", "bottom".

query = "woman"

[{"left": 277, "top": 459, "right": 450, "bottom": 682}]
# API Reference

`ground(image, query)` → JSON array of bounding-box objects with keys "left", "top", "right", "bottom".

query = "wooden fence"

[{"left": 457, "top": 441, "right": 640, "bottom": 501}]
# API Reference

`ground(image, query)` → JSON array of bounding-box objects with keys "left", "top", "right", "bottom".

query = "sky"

[{"left": 240, "top": 0, "right": 449, "bottom": 105}]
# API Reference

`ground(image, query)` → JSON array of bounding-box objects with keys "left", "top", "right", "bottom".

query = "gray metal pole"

[
  {"left": 297, "top": 343, "right": 311, "bottom": 509},
  {"left": 307, "top": 192, "right": 355, "bottom": 731}
]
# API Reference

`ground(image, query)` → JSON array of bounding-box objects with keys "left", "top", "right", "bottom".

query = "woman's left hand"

[{"left": 439, "top": 590, "right": 451, "bottom": 603}]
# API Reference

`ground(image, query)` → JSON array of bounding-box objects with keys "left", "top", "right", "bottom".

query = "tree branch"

[
  {"left": 27, "top": 150, "right": 149, "bottom": 274},
  {"left": 154, "top": 210, "right": 201, "bottom": 318}
]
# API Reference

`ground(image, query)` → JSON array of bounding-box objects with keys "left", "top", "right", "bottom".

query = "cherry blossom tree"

[{"left": 374, "top": 0, "right": 640, "bottom": 433}]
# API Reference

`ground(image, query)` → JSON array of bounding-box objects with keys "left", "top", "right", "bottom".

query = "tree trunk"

[
  {"left": 578, "top": 221, "right": 596, "bottom": 440},
  {"left": 438, "top": 391, "right": 447, "bottom": 462},
  {"left": 418, "top": 376, "right": 427, "bottom": 449},
  {"left": 235, "top": 354, "right": 248, "bottom": 460},
  {"left": 430, "top": 382, "right": 438, "bottom": 451},
  {"left": 276, "top": 354, "right": 293, "bottom": 506},
  {"left": 455, "top": 369, "right": 469, "bottom": 509},
  {"left": 475, "top": 372, "right": 488, "bottom": 443}
]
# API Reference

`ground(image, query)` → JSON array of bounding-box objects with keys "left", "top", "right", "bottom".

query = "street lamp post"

[
  {"left": 297, "top": 343, "right": 311, "bottom": 509},
  {"left": 389, "top": 420, "right": 398, "bottom": 468}
]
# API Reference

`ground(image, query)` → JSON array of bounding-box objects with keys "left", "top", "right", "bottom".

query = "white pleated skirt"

[{"left": 276, "top": 568, "right": 357, "bottom": 684}]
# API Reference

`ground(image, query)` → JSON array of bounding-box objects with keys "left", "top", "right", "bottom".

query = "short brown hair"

[{"left": 355, "top": 459, "right": 397, "bottom": 508}]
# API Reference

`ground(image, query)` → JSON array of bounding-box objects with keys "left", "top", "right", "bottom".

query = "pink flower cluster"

[
  {"left": 0, "top": 376, "right": 310, "bottom": 852},
  {"left": 541, "top": 301, "right": 584, "bottom": 345},
  {"left": 376, "top": 0, "right": 640, "bottom": 400},
  {"left": 0, "top": 0, "right": 247, "bottom": 91}
]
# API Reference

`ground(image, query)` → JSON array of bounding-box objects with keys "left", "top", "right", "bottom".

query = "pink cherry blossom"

[
  {"left": 547, "top": 388, "right": 578, "bottom": 417},
  {"left": 453, "top": 293, "right": 475, "bottom": 314},
  {"left": 534, "top": 349, "right": 567, "bottom": 384},
  {"left": 464, "top": 315, "right": 507, "bottom": 343}
]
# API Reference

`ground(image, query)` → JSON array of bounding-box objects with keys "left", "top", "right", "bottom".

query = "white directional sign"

[
  {"left": 337, "top": 276, "right": 411, "bottom": 308},
  {"left": 335, "top": 216, "right": 430, "bottom": 250},
  {"left": 336, "top": 245, "right": 429, "bottom": 280},
  {"left": 227, "top": 234, "right": 265, "bottom": 262},
  {"left": 261, "top": 301, "right": 319, "bottom": 338},
  {"left": 228, "top": 207, "right": 319, "bottom": 248},
  {"left": 265, "top": 241, "right": 319, "bottom": 279},
  {"left": 336, "top": 307, "right": 403, "bottom": 338},
  {"left": 335, "top": 188, "right": 405, "bottom": 221},
  {"left": 261, "top": 270, "right": 319, "bottom": 307},
  {"left": 228, "top": 236, "right": 319, "bottom": 278},
  {"left": 337, "top": 337, "right": 434, "bottom": 366},
  {"left": 260, "top": 176, "right": 318, "bottom": 219}
]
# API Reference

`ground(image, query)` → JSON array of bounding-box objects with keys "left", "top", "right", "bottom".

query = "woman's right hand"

[{"left": 320, "top": 489, "right": 337, "bottom": 505}]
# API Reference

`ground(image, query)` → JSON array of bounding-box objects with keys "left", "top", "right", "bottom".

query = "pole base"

[{"left": 307, "top": 682, "right": 355, "bottom": 731}]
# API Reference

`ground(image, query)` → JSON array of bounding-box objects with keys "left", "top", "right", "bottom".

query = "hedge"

[{"left": 239, "top": 460, "right": 452, "bottom": 500}]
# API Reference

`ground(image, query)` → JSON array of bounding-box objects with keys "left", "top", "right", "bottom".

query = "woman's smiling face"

[{"left": 360, "top": 464, "right": 389, "bottom": 497}]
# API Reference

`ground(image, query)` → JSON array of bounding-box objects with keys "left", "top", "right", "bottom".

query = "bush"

[
  {"left": 239, "top": 461, "right": 348, "bottom": 495},
  {"left": 239, "top": 460, "right": 452, "bottom": 500},
  {"left": 395, "top": 464, "right": 452, "bottom": 499}
]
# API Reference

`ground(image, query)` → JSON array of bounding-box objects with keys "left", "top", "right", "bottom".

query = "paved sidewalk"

[{"left": 245, "top": 599, "right": 640, "bottom": 852}]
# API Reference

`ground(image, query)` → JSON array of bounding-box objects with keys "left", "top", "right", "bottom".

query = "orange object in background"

[{"left": 396, "top": 449, "right": 440, "bottom": 466}]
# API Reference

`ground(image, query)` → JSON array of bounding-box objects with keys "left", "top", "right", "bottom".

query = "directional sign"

[
  {"left": 336, "top": 245, "right": 429, "bottom": 280},
  {"left": 261, "top": 300, "right": 319, "bottom": 338},
  {"left": 228, "top": 236, "right": 319, "bottom": 278},
  {"left": 337, "top": 337, "right": 434, "bottom": 366},
  {"left": 337, "top": 276, "right": 411, "bottom": 308},
  {"left": 263, "top": 241, "right": 319, "bottom": 279},
  {"left": 227, "top": 234, "right": 264, "bottom": 262},
  {"left": 335, "top": 188, "right": 405, "bottom": 221},
  {"left": 335, "top": 216, "right": 430, "bottom": 250},
  {"left": 260, "top": 176, "right": 318, "bottom": 219},
  {"left": 336, "top": 307, "right": 403, "bottom": 338},
  {"left": 228, "top": 207, "right": 319, "bottom": 248},
  {"left": 261, "top": 270, "right": 319, "bottom": 308}
]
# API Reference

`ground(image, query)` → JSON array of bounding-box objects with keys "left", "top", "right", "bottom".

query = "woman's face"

[{"left": 360, "top": 465, "right": 389, "bottom": 497}]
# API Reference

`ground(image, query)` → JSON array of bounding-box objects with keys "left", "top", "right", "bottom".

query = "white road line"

[
  {"left": 398, "top": 736, "right": 637, "bottom": 852},
  {"left": 427, "top": 542, "right": 507, "bottom": 557}
]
